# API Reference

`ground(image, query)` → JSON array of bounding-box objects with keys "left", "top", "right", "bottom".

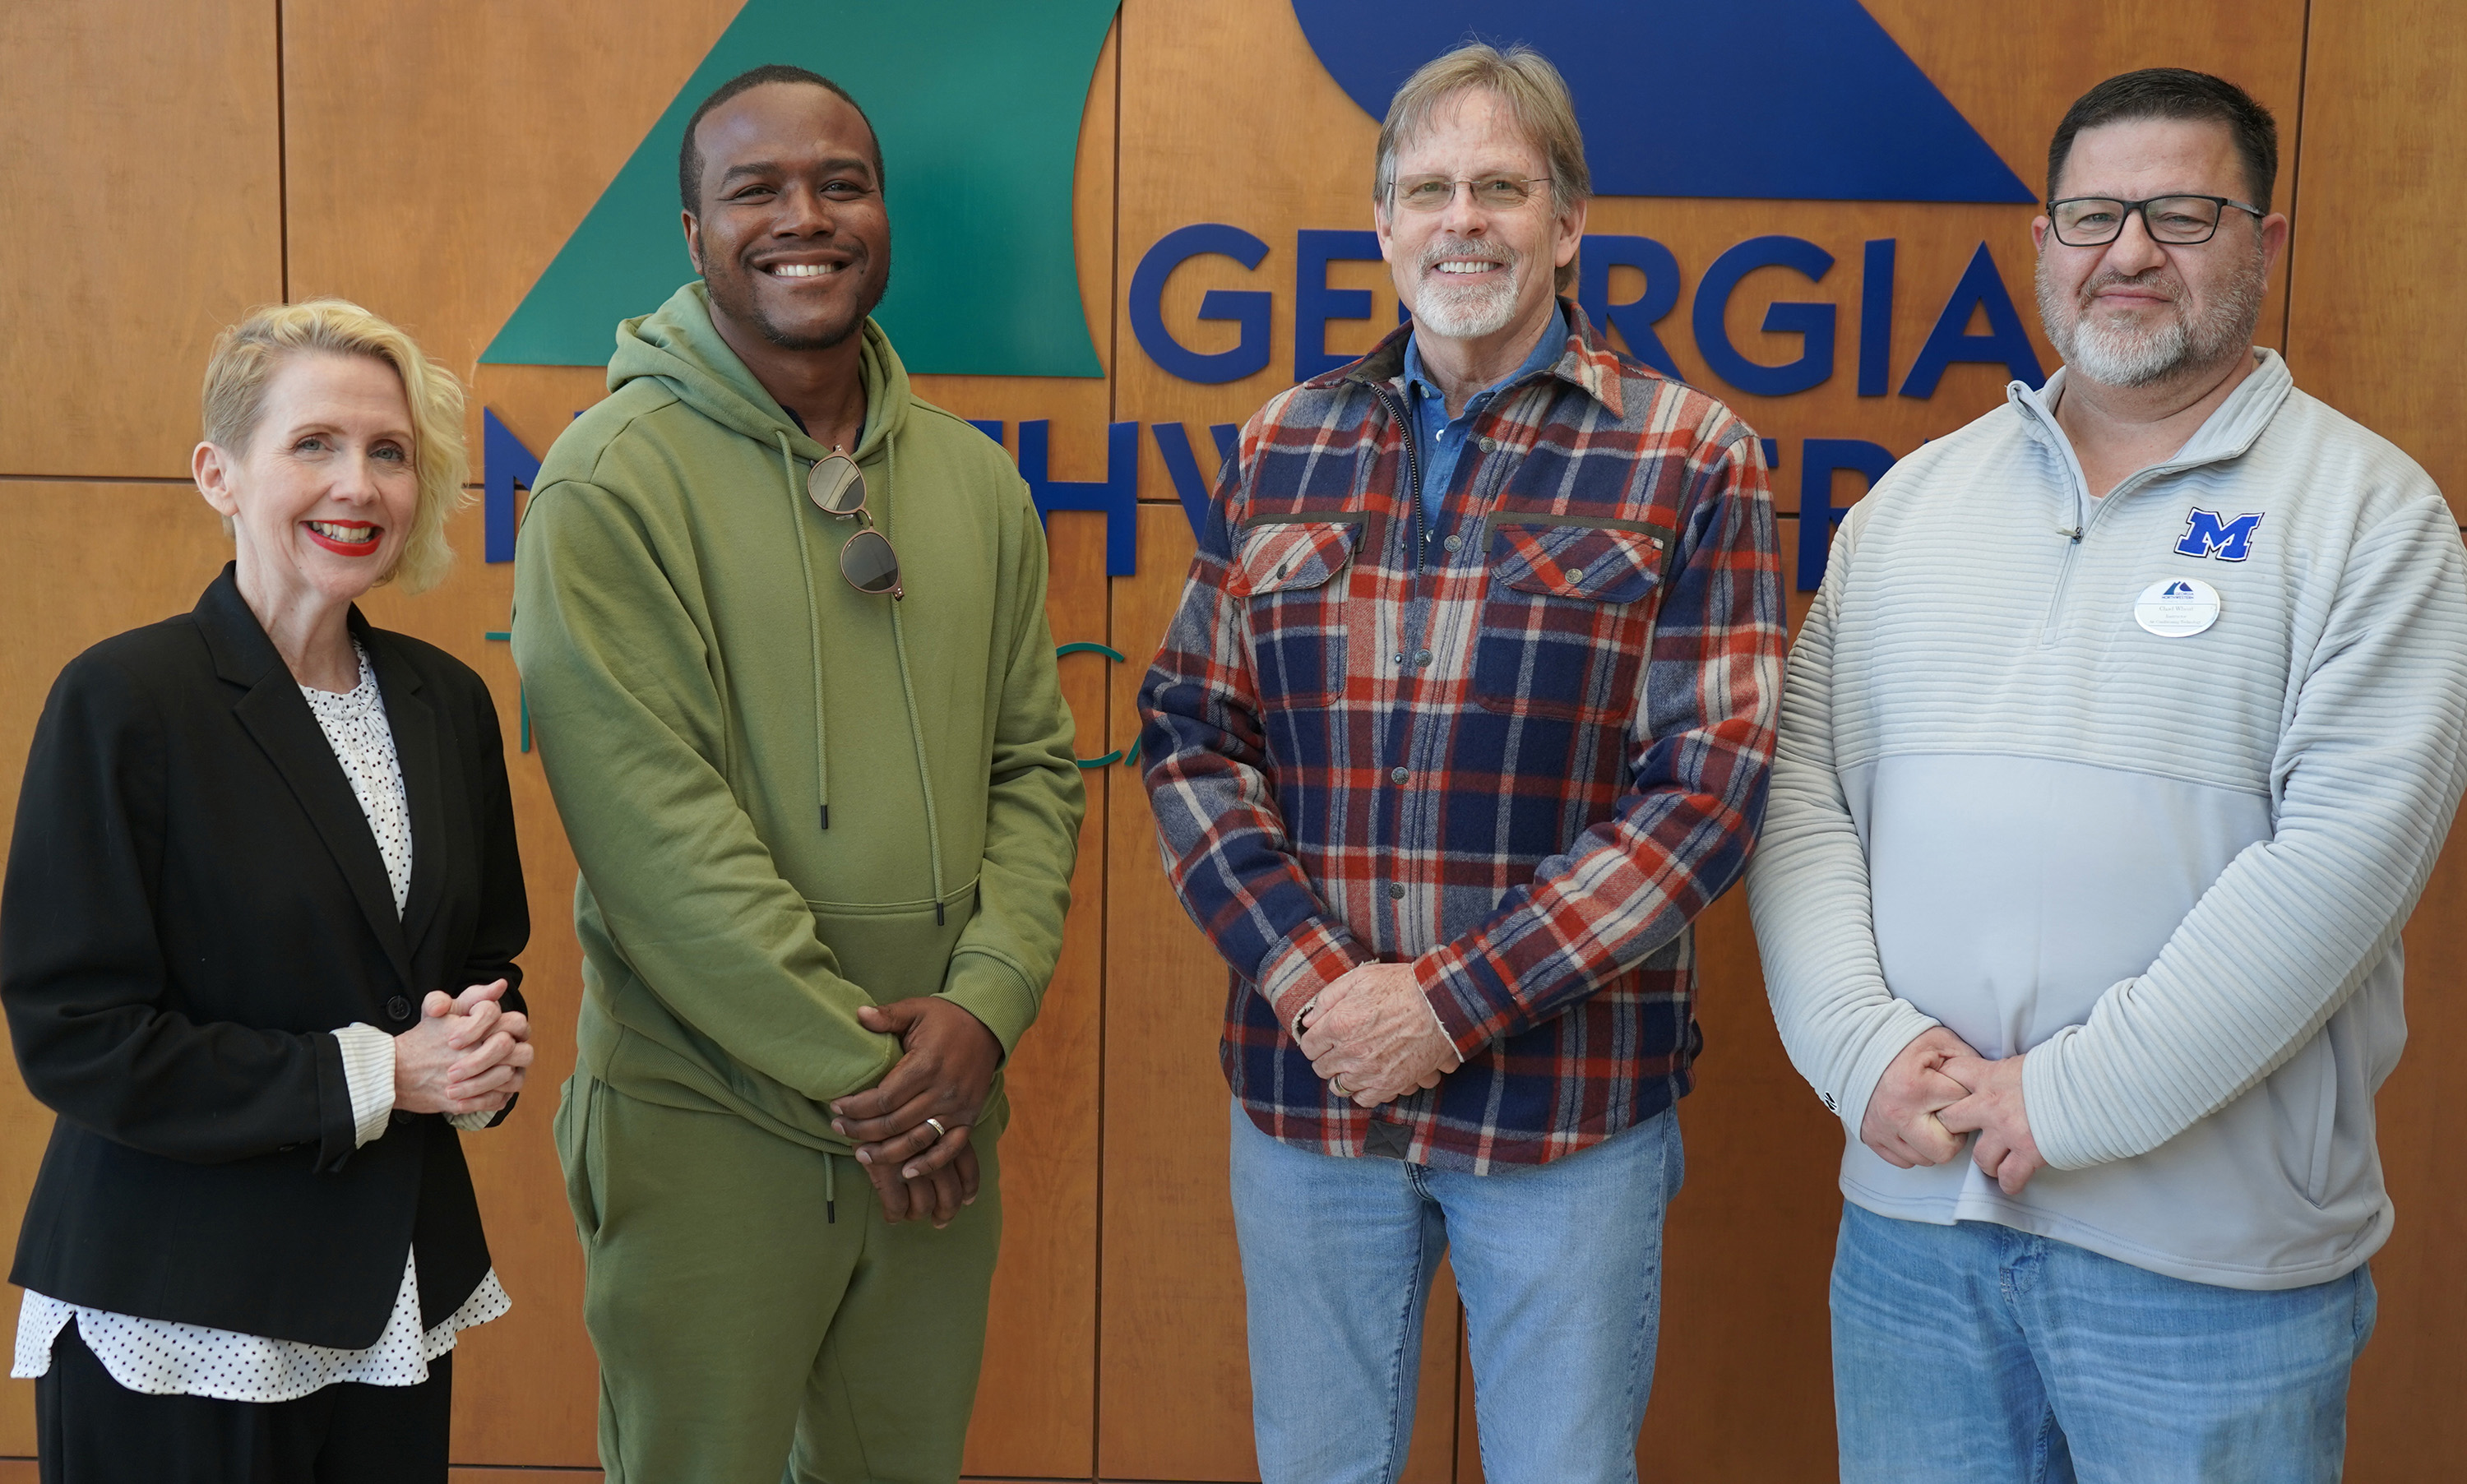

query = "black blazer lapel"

[
  {"left": 364, "top": 625, "right": 451, "bottom": 964},
  {"left": 196, "top": 569, "right": 414, "bottom": 992}
]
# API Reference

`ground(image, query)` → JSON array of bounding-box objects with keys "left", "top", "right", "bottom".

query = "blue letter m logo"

[{"left": 2175, "top": 509, "right": 2265, "bottom": 562}]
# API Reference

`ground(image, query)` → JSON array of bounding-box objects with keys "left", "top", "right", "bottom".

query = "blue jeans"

[
  {"left": 1228, "top": 1104, "right": 1682, "bottom": 1484},
  {"left": 1832, "top": 1202, "right": 2376, "bottom": 1484}
]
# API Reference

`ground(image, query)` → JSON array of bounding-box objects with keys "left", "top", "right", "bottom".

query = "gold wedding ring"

[{"left": 1329, "top": 1076, "right": 1349, "bottom": 1098}]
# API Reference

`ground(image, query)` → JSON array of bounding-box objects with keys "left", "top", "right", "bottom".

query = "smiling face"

[
  {"left": 1376, "top": 88, "right": 1582, "bottom": 346},
  {"left": 2033, "top": 116, "right": 2287, "bottom": 391},
  {"left": 684, "top": 81, "right": 891, "bottom": 353},
  {"left": 193, "top": 351, "right": 421, "bottom": 612}
]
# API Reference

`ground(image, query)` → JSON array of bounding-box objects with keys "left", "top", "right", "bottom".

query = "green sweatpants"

[{"left": 554, "top": 1073, "right": 1002, "bottom": 1484}]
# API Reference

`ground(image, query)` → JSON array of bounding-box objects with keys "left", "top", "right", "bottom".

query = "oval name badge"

[{"left": 2135, "top": 577, "right": 2222, "bottom": 637}]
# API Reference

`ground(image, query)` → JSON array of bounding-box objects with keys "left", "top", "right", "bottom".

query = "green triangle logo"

[{"left": 482, "top": 0, "right": 1116, "bottom": 376}]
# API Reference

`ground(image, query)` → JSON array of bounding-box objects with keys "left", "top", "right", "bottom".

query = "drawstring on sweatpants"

[{"left": 825, "top": 1151, "right": 837, "bottom": 1223}]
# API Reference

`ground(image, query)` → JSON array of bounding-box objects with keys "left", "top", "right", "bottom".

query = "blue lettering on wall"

[
  {"left": 1128, "top": 224, "right": 1274, "bottom": 385},
  {"left": 1798, "top": 437, "right": 1897, "bottom": 590},
  {"left": 482, "top": 409, "right": 544, "bottom": 563},
  {"left": 1858, "top": 239, "right": 1895, "bottom": 397},
  {"left": 1294, "top": 229, "right": 1386, "bottom": 381},
  {"left": 1693, "top": 236, "right": 1837, "bottom": 398},
  {"left": 1154, "top": 422, "right": 1243, "bottom": 537},
  {"left": 1900, "top": 242, "right": 2044, "bottom": 396},
  {"left": 1021, "top": 418, "right": 1141, "bottom": 576},
  {"left": 1577, "top": 234, "right": 1682, "bottom": 378}
]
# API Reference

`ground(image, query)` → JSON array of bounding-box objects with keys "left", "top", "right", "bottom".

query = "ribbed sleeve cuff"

[
  {"left": 940, "top": 951, "right": 1039, "bottom": 1058},
  {"left": 2020, "top": 1026, "right": 2097, "bottom": 1170},
  {"left": 333, "top": 1023, "right": 396, "bottom": 1148}
]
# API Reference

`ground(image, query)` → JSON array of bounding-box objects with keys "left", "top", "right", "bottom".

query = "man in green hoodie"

[{"left": 511, "top": 64, "right": 1085, "bottom": 1484}]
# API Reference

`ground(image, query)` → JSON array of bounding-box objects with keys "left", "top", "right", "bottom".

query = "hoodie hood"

[{"left": 609, "top": 280, "right": 912, "bottom": 464}]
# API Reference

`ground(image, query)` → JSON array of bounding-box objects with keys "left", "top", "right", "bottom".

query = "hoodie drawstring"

[
  {"left": 779, "top": 432, "right": 833, "bottom": 830},
  {"left": 779, "top": 433, "right": 951, "bottom": 924},
  {"left": 824, "top": 1150, "right": 837, "bottom": 1223},
  {"left": 880, "top": 439, "right": 951, "bottom": 924}
]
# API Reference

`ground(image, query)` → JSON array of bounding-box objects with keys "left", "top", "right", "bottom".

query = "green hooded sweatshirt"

[{"left": 512, "top": 282, "right": 1084, "bottom": 1156}]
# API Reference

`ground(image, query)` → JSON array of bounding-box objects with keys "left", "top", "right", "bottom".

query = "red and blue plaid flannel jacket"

[{"left": 1138, "top": 304, "right": 1784, "bottom": 1172}]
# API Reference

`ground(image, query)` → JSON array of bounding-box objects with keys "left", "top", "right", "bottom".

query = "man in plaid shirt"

[{"left": 1138, "top": 42, "right": 1782, "bottom": 1484}]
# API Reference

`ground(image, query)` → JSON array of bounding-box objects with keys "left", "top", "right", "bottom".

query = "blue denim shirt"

[{"left": 1400, "top": 303, "right": 1570, "bottom": 524}]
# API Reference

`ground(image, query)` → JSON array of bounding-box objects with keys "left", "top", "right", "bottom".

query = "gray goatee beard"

[
  {"left": 1412, "top": 239, "right": 1521, "bottom": 338},
  {"left": 2038, "top": 245, "right": 2266, "bottom": 389}
]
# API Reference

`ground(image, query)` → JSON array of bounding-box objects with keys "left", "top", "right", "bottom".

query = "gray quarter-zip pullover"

[{"left": 1750, "top": 349, "right": 2467, "bottom": 1288}]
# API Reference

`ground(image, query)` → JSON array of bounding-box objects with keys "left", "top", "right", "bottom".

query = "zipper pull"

[{"left": 2057, "top": 525, "right": 2084, "bottom": 543}]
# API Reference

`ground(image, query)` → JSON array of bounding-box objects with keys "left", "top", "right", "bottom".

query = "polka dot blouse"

[{"left": 9, "top": 642, "right": 510, "bottom": 1400}]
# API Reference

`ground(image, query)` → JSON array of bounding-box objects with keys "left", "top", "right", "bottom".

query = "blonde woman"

[{"left": 1, "top": 300, "right": 532, "bottom": 1482}]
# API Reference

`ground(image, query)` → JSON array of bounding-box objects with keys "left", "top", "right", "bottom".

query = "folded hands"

[
  {"left": 1863, "top": 1025, "right": 2044, "bottom": 1194},
  {"left": 393, "top": 979, "right": 534, "bottom": 1117},
  {"left": 1295, "top": 962, "right": 1462, "bottom": 1108}
]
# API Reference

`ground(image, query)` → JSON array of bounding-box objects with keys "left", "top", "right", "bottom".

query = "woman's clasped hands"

[{"left": 392, "top": 979, "right": 534, "bottom": 1116}]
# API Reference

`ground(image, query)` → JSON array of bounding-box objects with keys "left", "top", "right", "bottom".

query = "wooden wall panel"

[
  {"left": 2283, "top": 0, "right": 2467, "bottom": 515},
  {"left": 958, "top": 506, "right": 1109, "bottom": 1479},
  {"left": 1096, "top": 509, "right": 1254, "bottom": 1477},
  {"left": 2349, "top": 830, "right": 2467, "bottom": 1482},
  {"left": 280, "top": 0, "right": 744, "bottom": 456},
  {"left": 0, "top": 1, "right": 282, "bottom": 478}
]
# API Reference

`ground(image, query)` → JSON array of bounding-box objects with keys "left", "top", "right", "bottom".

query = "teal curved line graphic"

[
  {"left": 1056, "top": 642, "right": 1139, "bottom": 770},
  {"left": 483, "top": 0, "right": 1118, "bottom": 376}
]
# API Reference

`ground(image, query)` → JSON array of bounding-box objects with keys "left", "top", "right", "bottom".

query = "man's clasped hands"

[
  {"left": 829, "top": 997, "right": 1004, "bottom": 1230},
  {"left": 1295, "top": 962, "right": 1463, "bottom": 1107},
  {"left": 1295, "top": 965, "right": 2043, "bottom": 1195},
  {"left": 1855, "top": 1025, "right": 2044, "bottom": 1193}
]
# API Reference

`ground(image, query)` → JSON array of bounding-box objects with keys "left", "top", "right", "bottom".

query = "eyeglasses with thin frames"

[
  {"left": 2045, "top": 194, "right": 2266, "bottom": 247},
  {"left": 805, "top": 448, "right": 903, "bottom": 599},
  {"left": 1389, "top": 174, "right": 1553, "bottom": 213}
]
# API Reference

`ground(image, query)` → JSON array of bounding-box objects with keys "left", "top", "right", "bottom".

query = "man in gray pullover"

[{"left": 1749, "top": 68, "right": 2467, "bottom": 1483}]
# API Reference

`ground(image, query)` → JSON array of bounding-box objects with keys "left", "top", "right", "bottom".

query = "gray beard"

[
  {"left": 1414, "top": 251, "right": 1522, "bottom": 338},
  {"left": 2038, "top": 246, "right": 2266, "bottom": 390}
]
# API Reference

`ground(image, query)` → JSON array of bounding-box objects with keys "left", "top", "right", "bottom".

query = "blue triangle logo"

[
  {"left": 482, "top": 0, "right": 1118, "bottom": 372},
  {"left": 1291, "top": 0, "right": 2037, "bottom": 205}
]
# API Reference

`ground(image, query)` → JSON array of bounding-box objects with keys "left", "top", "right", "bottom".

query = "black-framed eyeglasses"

[
  {"left": 2046, "top": 195, "right": 2266, "bottom": 247},
  {"left": 805, "top": 449, "right": 903, "bottom": 599},
  {"left": 1390, "top": 174, "right": 1553, "bottom": 213}
]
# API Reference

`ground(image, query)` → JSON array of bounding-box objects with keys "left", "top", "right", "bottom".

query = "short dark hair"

[
  {"left": 2048, "top": 68, "right": 2277, "bottom": 210},
  {"left": 678, "top": 64, "right": 883, "bottom": 215}
]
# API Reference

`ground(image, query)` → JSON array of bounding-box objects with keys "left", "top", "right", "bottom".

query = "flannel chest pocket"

[
  {"left": 1473, "top": 518, "right": 1669, "bottom": 723},
  {"left": 1231, "top": 515, "right": 1361, "bottom": 707}
]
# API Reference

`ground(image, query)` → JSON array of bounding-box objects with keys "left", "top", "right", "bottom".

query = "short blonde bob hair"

[
  {"left": 1372, "top": 43, "right": 1592, "bottom": 294},
  {"left": 200, "top": 299, "right": 468, "bottom": 595}
]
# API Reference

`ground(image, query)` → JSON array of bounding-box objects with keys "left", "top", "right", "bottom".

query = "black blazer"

[{"left": 1, "top": 566, "right": 528, "bottom": 1349}]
